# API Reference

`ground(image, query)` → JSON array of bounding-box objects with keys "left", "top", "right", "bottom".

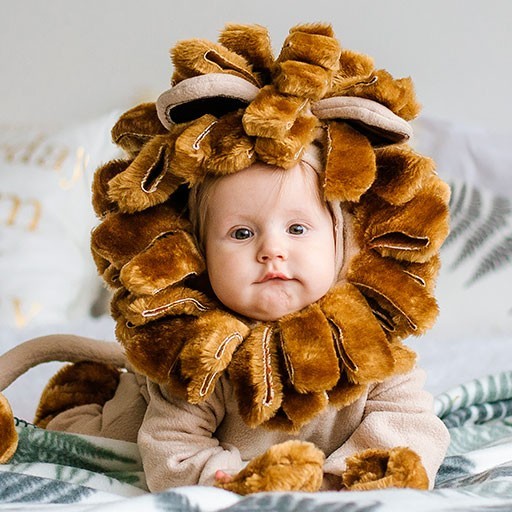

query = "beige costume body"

[{"left": 46, "top": 358, "right": 449, "bottom": 492}]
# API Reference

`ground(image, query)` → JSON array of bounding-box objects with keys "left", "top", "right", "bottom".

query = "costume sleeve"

[
  {"left": 138, "top": 378, "right": 245, "bottom": 492},
  {"left": 323, "top": 367, "right": 450, "bottom": 489}
]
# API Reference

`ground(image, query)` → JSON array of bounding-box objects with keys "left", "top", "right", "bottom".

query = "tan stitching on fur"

[
  {"left": 280, "top": 333, "right": 295, "bottom": 384},
  {"left": 199, "top": 371, "right": 218, "bottom": 397},
  {"left": 328, "top": 319, "right": 358, "bottom": 372},
  {"left": 141, "top": 145, "right": 167, "bottom": 193},
  {"left": 193, "top": 120, "right": 218, "bottom": 150},
  {"left": 403, "top": 271, "right": 426, "bottom": 287},
  {"left": 355, "top": 283, "right": 418, "bottom": 331},
  {"left": 215, "top": 332, "right": 243, "bottom": 360},
  {"left": 142, "top": 298, "right": 209, "bottom": 318},
  {"left": 261, "top": 326, "right": 274, "bottom": 406}
]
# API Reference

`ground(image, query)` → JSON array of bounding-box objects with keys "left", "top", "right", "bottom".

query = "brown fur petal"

[
  {"left": 0, "top": 393, "right": 17, "bottom": 463},
  {"left": 171, "top": 39, "right": 258, "bottom": 86},
  {"left": 365, "top": 176, "right": 451, "bottom": 262},
  {"left": 34, "top": 362, "right": 120, "bottom": 428},
  {"left": 108, "top": 135, "right": 183, "bottom": 213},
  {"left": 117, "top": 285, "right": 213, "bottom": 327},
  {"left": 243, "top": 86, "right": 308, "bottom": 139},
  {"left": 324, "top": 122, "right": 376, "bottom": 202},
  {"left": 373, "top": 146, "right": 435, "bottom": 205},
  {"left": 119, "top": 231, "right": 205, "bottom": 296},
  {"left": 347, "top": 69, "right": 421, "bottom": 121},
  {"left": 254, "top": 113, "right": 319, "bottom": 168},
  {"left": 229, "top": 324, "right": 283, "bottom": 427},
  {"left": 348, "top": 251, "right": 439, "bottom": 335},
  {"left": 218, "top": 24, "right": 274, "bottom": 80},
  {"left": 389, "top": 343, "right": 417, "bottom": 375},
  {"left": 205, "top": 111, "right": 256, "bottom": 174},
  {"left": 274, "top": 61, "right": 332, "bottom": 100},
  {"left": 111, "top": 103, "right": 168, "bottom": 156},
  {"left": 277, "top": 388, "right": 328, "bottom": 432},
  {"left": 218, "top": 440, "right": 324, "bottom": 494},
  {"left": 116, "top": 316, "right": 193, "bottom": 385},
  {"left": 91, "top": 205, "right": 189, "bottom": 270},
  {"left": 327, "top": 371, "right": 366, "bottom": 409},
  {"left": 172, "top": 115, "right": 217, "bottom": 185},
  {"left": 342, "top": 447, "right": 429, "bottom": 490},
  {"left": 179, "top": 311, "right": 250, "bottom": 403},
  {"left": 337, "top": 49, "right": 374, "bottom": 80},
  {"left": 279, "top": 304, "right": 339, "bottom": 393},
  {"left": 278, "top": 29, "right": 341, "bottom": 70},
  {"left": 290, "top": 22, "right": 335, "bottom": 38},
  {"left": 320, "top": 284, "right": 395, "bottom": 384},
  {"left": 402, "top": 255, "right": 441, "bottom": 294},
  {"left": 92, "top": 159, "right": 129, "bottom": 218}
]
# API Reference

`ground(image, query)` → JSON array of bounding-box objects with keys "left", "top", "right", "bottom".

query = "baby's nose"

[{"left": 257, "top": 236, "right": 288, "bottom": 262}]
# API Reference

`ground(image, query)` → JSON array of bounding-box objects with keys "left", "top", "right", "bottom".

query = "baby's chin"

[{"left": 230, "top": 295, "right": 312, "bottom": 322}]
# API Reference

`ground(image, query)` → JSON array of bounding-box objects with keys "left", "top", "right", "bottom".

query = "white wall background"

[{"left": 1, "top": 0, "right": 511, "bottom": 135}]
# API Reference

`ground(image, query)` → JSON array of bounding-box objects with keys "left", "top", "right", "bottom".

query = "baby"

[{"left": 0, "top": 23, "right": 452, "bottom": 494}]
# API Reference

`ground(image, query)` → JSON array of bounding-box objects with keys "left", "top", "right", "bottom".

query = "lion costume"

[{"left": 0, "top": 23, "right": 450, "bottom": 494}]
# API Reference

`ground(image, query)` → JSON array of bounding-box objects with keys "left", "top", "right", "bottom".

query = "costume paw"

[
  {"left": 0, "top": 392, "right": 18, "bottom": 464},
  {"left": 342, "top": 446, "right": 429, "bottom": 490},
  {"left": 216, "top": 440, "right": 324, "bottom": 495}
]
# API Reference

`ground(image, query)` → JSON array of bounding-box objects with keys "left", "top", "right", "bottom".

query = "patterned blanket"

[{"left": 2, "top": 372, "right": 512, "bottom": 512}]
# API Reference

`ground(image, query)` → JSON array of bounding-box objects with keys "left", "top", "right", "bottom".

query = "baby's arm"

[
  {"left": 324, "top": 367, "right": 450, "bottom": 489},
  {"left": 138, "top": 378, "right": 244, "bottom": 492}
]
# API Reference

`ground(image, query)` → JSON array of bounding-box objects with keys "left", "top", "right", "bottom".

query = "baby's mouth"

[{"left": 257, "top": 272, "right": 292, "bottom": 283}]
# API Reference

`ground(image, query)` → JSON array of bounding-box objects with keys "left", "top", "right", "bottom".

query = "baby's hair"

[{"left": 188, "top": 160, "right": 328, "bottom": 254}]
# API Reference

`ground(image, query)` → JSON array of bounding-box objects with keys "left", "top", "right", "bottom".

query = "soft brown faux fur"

[
  {"left": 0, "top": 392, "right": 17, "bottom": 464},
  {"left": 0, "top": 22, "right": 451, "bottom": 492},
  {"left": 342, "top": 446, "right": 429, "bottom": 490},
  {"left": 217, "top": 440, "right": 325, "bottom": 494},
  {"left": 34, "top": 362, "right": 121, "bottom": 428}
]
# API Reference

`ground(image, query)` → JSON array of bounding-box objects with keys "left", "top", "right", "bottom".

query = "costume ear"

[
  {"left": 157, "top": 73, "right": 259, "bottom": 129},
  {"left": 312, "top": 95, "right": 413, "bottom": 146},
  {"left": 323, "top": 121, "right": 376, "bottom": 202}
]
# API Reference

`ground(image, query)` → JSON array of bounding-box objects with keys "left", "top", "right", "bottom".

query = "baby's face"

[{"left": 204, "top": 163, "right": 336, "bottom": 321}]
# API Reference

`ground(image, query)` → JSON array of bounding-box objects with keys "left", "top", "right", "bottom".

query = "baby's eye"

[
  {"left": 230, "top": 227, "right": 254, "bottom": 240},
  {"left": 288, "top": 224, "right": 307, "bottom": 235}
]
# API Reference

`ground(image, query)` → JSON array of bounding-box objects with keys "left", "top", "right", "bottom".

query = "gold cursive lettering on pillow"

[
  {"left": 1, "top": 194, "right": 42, "bottom": 231},
  {"left": 12, "top": 298, "right": 43, "bottom": 328}
]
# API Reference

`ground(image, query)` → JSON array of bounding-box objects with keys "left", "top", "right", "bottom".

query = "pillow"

[
  {"left": 412, "top": 116, "right": 512, "bottom": 194},
  {"left": 0, "top": 112, "right": 122, "bottom": 329},
  {"left": 428, "top": 179, "right": 512, "bottom": 339},
  {"left": 410, "top": 116, "right": 512, "bottom": 338}
]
